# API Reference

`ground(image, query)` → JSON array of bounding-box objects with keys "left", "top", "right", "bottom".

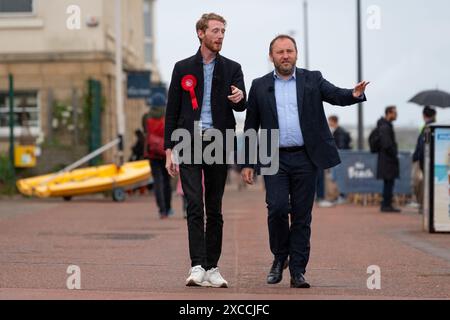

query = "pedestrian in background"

[
  {"left": 328, "top": 115, "right": 352, "bottom": 150},
  {"left": 412, "top": 106, "right": 436, "bottom": 212},
  {"left": 143, "top": 106, "right": 173, "bottom": 219},
  {"left": 376, "top": 106, "right": 401, "bottom": 213},
  {"left": 328, "top": 115, "right": 352, "bottom": 204},
  {"left": 129, "top": 129, "right": 145, "bottom": 161},
  {"left": 316, "top": 116, "right": 352, "bottom": 207}
]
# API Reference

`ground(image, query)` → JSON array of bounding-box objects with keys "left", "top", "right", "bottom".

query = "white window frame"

[
  {"left": 144, "top": 38, "right": 154, "bottom": 64},
  {"left": 0, "top": 90, "right": 41, "bottom": 138},
  {"left": 0, "top": 0, "right": 36, "bottom": 18}
]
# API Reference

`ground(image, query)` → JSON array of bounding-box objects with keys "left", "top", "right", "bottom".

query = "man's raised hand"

[{"left": 353, "top": 81, "right": 370, "bottom": 98}]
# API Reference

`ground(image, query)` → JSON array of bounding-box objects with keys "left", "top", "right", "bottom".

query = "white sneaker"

[
  {"left": 203, "top": 267, "right": 228, "bottom": 288},
  {"left": 185, "top": 265, "right": 206, "bottom": 287},
  {"left": 317, "top": 200, "right": 335, "bottom": 208},
  {"left": 335, "top": 196, "right": 348, "bottom": 205}
]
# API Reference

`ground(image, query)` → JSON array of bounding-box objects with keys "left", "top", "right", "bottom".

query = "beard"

[
  {"left": 274, "top": 60, "right": 296, "bottom": 77},
  {"left": 204, "top": 38, "right": 222, "bottom": 53}
]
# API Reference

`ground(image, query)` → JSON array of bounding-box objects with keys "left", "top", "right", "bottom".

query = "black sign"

[{"left": 127, "top": 71, "right": 151, "bottom": 98}]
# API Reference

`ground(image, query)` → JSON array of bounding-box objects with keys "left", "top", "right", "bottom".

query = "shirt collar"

[
  {"left": 273, "top": 69, "right": 297, "bottom": 80},
  {"left": 203, "top": 56, "right": 216, "bottom": 65},
  {"left": 196, "top": 48, "right": 221, "bottom": 64}
]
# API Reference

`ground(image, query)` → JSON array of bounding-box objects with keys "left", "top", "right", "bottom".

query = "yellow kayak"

[{"left": 17, "top": 160, "right": 151, "bottom": 200}]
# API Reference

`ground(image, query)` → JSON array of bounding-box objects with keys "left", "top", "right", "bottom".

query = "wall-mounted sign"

[{"left": 127, "top": 71, "right": 151, "bottom": 99}]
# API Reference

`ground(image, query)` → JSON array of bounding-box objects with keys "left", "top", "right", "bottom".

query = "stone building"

[{"left": 0, "top": 0, "right": 159, "bottom": 171}]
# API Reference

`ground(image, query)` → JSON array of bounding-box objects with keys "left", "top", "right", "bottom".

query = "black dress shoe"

[
  {"left": 267, "top": 259, "right": 288, "bottom": 284},
  {"left": 381, "top": 206, "right": 401, "bottom": 213},
  {"left": 290, "top": 274, "right": 310, "bottom": 288}
]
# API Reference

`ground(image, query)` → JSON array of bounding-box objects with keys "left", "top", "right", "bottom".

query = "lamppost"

[
  {"left": 9, "top": 74, "right": 15, "bottom": 178},
  {"left": 303, "top": 0, "right": 310, "bottom": 69},
  {"left": 115, "top": 0, "right": 125, "bottom": 165},
  {"left": 356, "top": 0, "right": 364, "bottom": 150}
]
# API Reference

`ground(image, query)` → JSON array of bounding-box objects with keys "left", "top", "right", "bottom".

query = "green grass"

[{"left": 0, "top": 154, "right": 17, "bottom": 195}]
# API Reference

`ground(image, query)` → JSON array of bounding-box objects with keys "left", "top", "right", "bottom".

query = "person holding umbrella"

[
  {"left": 412, "top": 106, "right": 437, "bottom": 212},
  {"left": 408, "top": 89, "right": 449, "bottom": 212}
]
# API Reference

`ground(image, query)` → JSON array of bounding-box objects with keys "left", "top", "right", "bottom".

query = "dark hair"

[
  {"left": 423, "top": 106, "right": 436, "bottom": 118},
  {"left": 135, "top": 129, "right": 144, "bottom": 138},
  {"left": 269, "top": 34, "right": 298, "bottom": 54},
  {"left": 385, "top": 105, "right": 396, "bottom": 116},
  {"left": 328, "top": 115, "right": 339, "bottom": 123}
]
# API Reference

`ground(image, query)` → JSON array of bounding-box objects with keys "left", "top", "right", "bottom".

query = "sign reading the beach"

[{"left": 333, "top": 151, "right": 412, "bottom": 195}]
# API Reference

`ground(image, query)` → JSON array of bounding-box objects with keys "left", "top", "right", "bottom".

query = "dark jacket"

[
  {"left": 333, "top": 126, "right": 352, "bottom": 150},
  {"left": 376, "top": 117, "right": 399, "bottom": 180},
  {"left": 412, "top": 121, "right": 433, "bottom": 171},
  {"left": 164, "top": 49, "right": 246, "bottom": 150},
  {"left": 244, "top": 68, "right": 366, "bottom": 170},
  {"left": 130, "top": 132, "right": 145, "bottom": 161}
]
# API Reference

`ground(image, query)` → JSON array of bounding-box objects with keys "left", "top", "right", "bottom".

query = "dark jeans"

[
  {"left": 382, "top": 179, "right": 395, "bottom": 208},
  {"left": 150, "top": 159, "right": 172, "bottom": 215},
  {"left": 263, "top": 149, "right": 318, "bottom": 276},
  {"left": 179, "top": 155, "right": 228, "bottom": 269}
]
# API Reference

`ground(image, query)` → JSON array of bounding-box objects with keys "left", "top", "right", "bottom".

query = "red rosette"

[{"left": 181, "top": 75, "right": 199, "bottom": 110}]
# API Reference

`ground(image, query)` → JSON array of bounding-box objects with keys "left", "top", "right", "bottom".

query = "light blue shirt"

[
  {"left": 274, "top": 70, "right": 304, "bottom": 147},
  {"left": 200, "top": 59, "right": 215, "bottom": 129}
]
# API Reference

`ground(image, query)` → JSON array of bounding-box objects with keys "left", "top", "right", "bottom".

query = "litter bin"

[{"left": 423, "top": 124, "right": 450, "bottom": 233}]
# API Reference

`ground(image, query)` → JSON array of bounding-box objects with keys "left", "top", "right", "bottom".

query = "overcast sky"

[{"left": 155, "top": 0, "right": 450, "bottom": 128}]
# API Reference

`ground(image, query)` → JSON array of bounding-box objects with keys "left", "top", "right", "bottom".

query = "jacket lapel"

[
  {"left": 211, "top": 54, "right": 223, "bottom": 112},
  {"left": 193, "top": 49, "right": 204, "bottom": 115},
  {"left": 265, "top": 74, "right": 278, "bottom": 124},
  {"left": 296, "top": 68, "right": 305, "bottom": 124}
]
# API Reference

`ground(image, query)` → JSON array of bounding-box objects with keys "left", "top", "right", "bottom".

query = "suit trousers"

[{"left": 263, "top": 149, "right": 318, "bottom": 276}]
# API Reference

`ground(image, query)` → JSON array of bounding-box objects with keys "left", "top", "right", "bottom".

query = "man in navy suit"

[{"left": 242, "top": 35, "right": 369, "bottom": 288}]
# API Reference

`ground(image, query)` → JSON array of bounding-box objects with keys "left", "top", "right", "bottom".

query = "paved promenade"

[{"left": 0, "top": 181, "right": 449, "bottom": 300}]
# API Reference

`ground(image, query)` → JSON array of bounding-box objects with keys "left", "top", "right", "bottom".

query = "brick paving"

[{"left": 0, "top": 180, "right": 449, "bottom": 300}]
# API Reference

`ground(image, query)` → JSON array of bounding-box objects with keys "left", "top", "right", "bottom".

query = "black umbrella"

[{"left": 408, "top": 89, "right": 450, "bottom": 108}]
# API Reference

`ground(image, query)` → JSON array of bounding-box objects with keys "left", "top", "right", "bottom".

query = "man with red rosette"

[{"left": 164, "top": 13, "right": 246, "bottom": 288}]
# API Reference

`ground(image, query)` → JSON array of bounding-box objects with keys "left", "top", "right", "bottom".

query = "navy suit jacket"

[{"left": 244, "top": 68, "right": 366, "bottom": 170}]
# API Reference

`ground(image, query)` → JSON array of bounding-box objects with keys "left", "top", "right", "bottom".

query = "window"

[
  {"left": 143, "top": 0, "right": 154, "bottom": 66},
  {"left": 0, "top": 91, "right": 39, "bottom": 132},
  {"left": 145, "top": 41, "right": 153, "bottom": 65},
  {"left": 0, "top": 0, "right": 33, "bottom": 14},
  {"left": 143, "top": 1, "right": 152, "bottom": 38}
]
